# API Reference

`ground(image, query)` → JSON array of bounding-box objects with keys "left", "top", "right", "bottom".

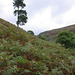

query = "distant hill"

[
  {"left": 38, "top": 25, "right": 75, "bottom": 41},
  {"left": 0, "top": 18, "right": 75, "bottom": 75}
]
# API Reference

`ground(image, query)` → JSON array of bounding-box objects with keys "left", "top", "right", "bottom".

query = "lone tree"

[{"left": 13, "top": 0, "right": 28, "bottom": 29}]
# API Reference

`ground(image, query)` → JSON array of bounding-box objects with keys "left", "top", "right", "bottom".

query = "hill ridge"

[{"left": 39, "top": 25, "right": 75, "bottom": 41}]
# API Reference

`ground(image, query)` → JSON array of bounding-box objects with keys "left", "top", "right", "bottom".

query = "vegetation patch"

[{"left": 0, "top": 18, "right": 75, "bottom": 75}]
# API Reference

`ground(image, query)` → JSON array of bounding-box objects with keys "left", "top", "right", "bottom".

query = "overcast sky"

[{"left": 0, "top": 0, "right": 75, "bottom": 35}]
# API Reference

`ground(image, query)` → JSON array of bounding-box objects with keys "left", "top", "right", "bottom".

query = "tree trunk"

[
  {"left": 17, "top": 24, "right": 19, "bottom": 30},
  {"left": 17, "top": 7, "right": 19, "bottom": 30}
]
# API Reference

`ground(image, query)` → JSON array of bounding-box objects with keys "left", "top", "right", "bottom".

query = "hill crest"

[{"left": 39, "top": 25, "right": 75, "bottom": 41}]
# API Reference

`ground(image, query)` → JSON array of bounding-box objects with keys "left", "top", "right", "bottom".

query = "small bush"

[
  {"left": 27, "top": 30, "right": 34, "bottom": 35},
  {"left": 38, "top": 35, "right": 47, "bottom": 40}
]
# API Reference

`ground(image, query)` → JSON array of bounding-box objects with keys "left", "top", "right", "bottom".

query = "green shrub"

[
  {"left": 27, "top": 30, "right": 34, "bottom": 35},
  {"left": 56, "top": 31, "right": 75, "bottom": 49},
  {"left": 38, "top": 35, "right": 47, "bottom": 40}
]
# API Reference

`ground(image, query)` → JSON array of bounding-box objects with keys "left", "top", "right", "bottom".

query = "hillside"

[
  {"left": 0, "top": 18, "right": 75, "bottom": 75},
  {"left": 38, "top": 25, "right": 75, "bottom": 41}
]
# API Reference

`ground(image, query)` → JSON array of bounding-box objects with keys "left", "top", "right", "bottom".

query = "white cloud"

[
  {"left": 21, "top": 5, "right": 75, "bottom": 35},
  {"left": 0, "top": 0, "right": 12, "bottom": 16},
  {"left": 53, "top": 5, "right": 75, "bottom": 26},
  {"left": 0, "top": 0, "right": 16, "bottom": 24},
  {"left": 62, "top": 5, "right": 75, "bottom": 25},
  {"left": 68, "top": 0, "right": 75, "bottom": 5},
  {"left": 21, "top": 7, "right": 58, "bottom": 35}
]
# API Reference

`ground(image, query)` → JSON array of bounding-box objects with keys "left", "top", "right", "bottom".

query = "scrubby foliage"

[
  {"left": 0, "top": 18, "right": 75, "bottom": 75},
  {"left": 27, "top": 30, "right": 34, "bottom": 35},
  {"left": 56, "top": 31, "right": 75, "bottom": 49},
  {"left": 38, "top": 35, "right": 47, "bottom": 40}
]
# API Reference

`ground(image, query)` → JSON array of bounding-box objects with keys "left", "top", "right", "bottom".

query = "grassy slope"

[
  {"left": 39, "top": 25, "right": 75, "bottom": 41},
  {"left": 0, "top": 18, "right": 75, "bottom": 75}
]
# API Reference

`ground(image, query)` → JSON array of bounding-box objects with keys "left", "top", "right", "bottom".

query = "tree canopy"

[
  {"left": 56, "top": 31, "right": 75, "bottom": 49},
  {"left": 13, "top": 0, "right": 28, "bottom": 28}
]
